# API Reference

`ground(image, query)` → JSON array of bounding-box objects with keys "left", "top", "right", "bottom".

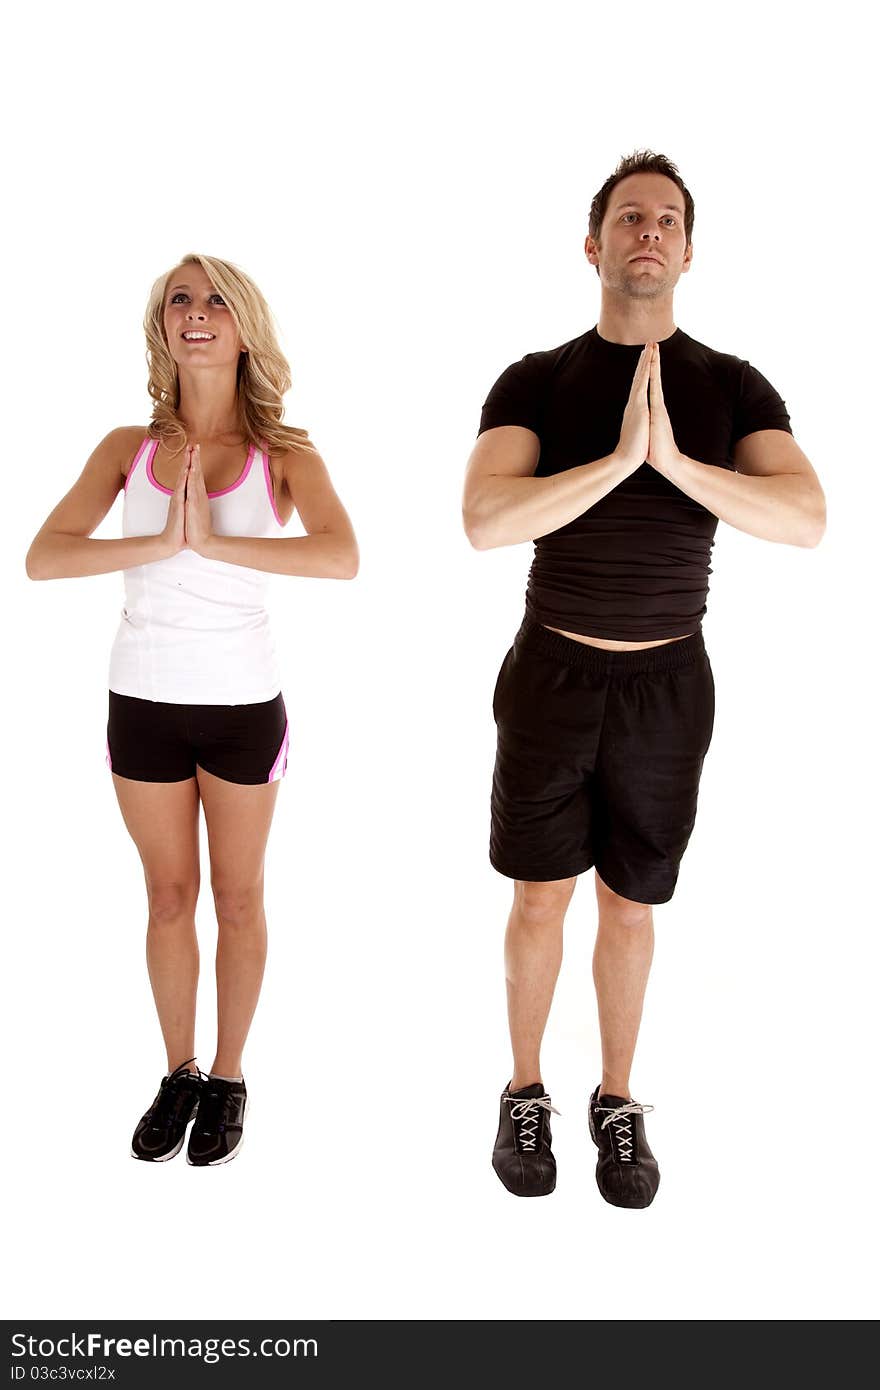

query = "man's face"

[{"left": 586, "top": 172, "right": 692, "bottom": 297}]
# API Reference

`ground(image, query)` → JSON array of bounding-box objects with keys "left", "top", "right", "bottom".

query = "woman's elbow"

[
  {"left": 25, "top": 544, "right": 49, "bottom": 580},
  {"left": 336, "top": 539, "right": 359, "bottom": 579}
]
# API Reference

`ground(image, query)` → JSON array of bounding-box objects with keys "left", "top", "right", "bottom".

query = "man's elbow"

[
  {"left": 463, "top": 506, "right": 494, "bottom": 551},
  {"left": 802, "top": 492, "right": 827, "bottom": 547}
]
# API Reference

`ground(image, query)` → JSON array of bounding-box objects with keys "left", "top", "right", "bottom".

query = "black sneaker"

[
  {"left": 492, "top": 1081, "right": 559, "bottom": 1197},
  {"left": 131, "top": 1058, "right": 203, "bottom": 1162},
  {"left": 186, "top": 1076, "right": 248, "bottom": 1166},
  {"left": 588, "top": 1085, "right": 660, "bottom": 1208}
]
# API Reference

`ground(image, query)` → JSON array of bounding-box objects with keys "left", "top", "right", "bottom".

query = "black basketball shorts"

[
  {"left": 106, "top": 691, "right": 289, "bottom": 785},
  {"left": 490, "top": 616, "right": 716, "bottom": 904}
]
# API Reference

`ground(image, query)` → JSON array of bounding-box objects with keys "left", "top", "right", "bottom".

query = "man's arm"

[
  {"left": 462, "top": 427, "right": 639, "bottom": 550},
  {"left": 662, "top": 430, "right": 826, "bottom": 547}
]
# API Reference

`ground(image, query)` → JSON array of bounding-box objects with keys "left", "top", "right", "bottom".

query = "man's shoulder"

[
  {"left": 677, "top": 328, "right": 748, "bottom": 373},
  {"left": 503, "top": 328, "right": 594, "bottom": 376}
]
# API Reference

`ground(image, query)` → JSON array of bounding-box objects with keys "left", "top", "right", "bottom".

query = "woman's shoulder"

[
  {"left": 264, "top": 433, "right": 322, "bottom": 471},
  {"left": 109, "top": 425, "right": 153, "bottom": 482}
]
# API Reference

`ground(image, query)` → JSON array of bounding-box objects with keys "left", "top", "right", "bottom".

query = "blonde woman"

[{"left": 26, "top": 253, "right": 358, "bottom": 1166}]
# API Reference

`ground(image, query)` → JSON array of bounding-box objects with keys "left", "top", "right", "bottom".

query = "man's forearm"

[
  {"left": 465, "top": 452, "right": 638, "bottom": 549},
  {"left": 663, "top": 454, "right": 824, "bottom": 547}
]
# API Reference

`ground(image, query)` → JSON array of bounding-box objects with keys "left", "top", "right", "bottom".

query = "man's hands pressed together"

[
  {"left": 645, "top": 342, "right": 683, "bottom": 476},
  {"left": 614, "top": 340, "right": 682, "bottom": 476},
  {"left": 614, "top": 340, "right": 683, "bottom": 478}
]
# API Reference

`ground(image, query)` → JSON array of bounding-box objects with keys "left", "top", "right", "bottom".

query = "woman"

[{"left": 26, "top": 253, "right": 358, "bottom": 1166}]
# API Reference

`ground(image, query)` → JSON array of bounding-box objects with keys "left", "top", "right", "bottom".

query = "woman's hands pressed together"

[
  {"left": 183, "top": 445, "right": 214, "bottom": 554},
  {"left": 159, "top": 445, "right": 214, "bottom": 557},
  {"left": 159, "top": 451, "right": 190, "bottom": 558}
]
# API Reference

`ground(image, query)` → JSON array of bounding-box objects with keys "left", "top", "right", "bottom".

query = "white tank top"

[{"left": 108, "top": 435, "right": 286, "bottom": 704}]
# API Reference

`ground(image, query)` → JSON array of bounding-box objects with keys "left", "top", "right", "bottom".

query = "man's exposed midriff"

[{"left": 545, "top": 625, "right": 694, "bottom": 653}]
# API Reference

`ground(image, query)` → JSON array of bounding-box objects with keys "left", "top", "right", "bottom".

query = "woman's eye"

[{"left": 169, "top": 292, "right": 226, "bottom": 305}]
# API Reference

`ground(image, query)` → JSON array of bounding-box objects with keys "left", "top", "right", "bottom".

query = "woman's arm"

[
  {"left": 192, "top": 445, "right": 359, "bottom": 579},
  {"left": 25, "top": 428, "right": 185, "bottom": 580}
]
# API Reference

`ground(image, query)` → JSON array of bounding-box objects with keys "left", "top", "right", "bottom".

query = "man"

[{"left": 462, "top": 150, "right": 825, "bottom": 1206}]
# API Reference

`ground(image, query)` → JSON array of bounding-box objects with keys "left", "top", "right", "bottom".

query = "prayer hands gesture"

[
  {"left": 182, "top": 445, "right": 214, "bottom": 553},
  {"left": 159, "top": 445, "right": 215, "bottom": 558},
  {"left": 616, "top": 341, "right": 682, "bottom": 475}
]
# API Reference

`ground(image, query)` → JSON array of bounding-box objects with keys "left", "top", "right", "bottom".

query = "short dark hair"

[{"left": 588, "top": 150, "right": 694, "bottom": 273}]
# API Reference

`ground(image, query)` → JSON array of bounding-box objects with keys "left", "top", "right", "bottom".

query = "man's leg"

[
  {"left": 592, "top": 869, "right": 654, "bottom": 1099},
  {"left": 506, "top": 877, "right": 577, "bottom": 1089},
  {"left": 588, "top": 867, "right": 660, "bottom": 1208},
  {"left": 493, "top": 876, "right": 576, "bottom": 1197}
]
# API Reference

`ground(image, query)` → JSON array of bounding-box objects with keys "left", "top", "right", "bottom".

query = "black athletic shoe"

[
  {"left": 186, "top": 1076, "right": 248, "bottom": 1166},
  {"left": 131, "top": 1058, "right": 203, "bottom": 1162},
  {"left": 492, "top": 1081, "right": 559, "bottom": 1197},
  {"left": 588, "top": 1085, "right": 660, "bottom": 1209}
]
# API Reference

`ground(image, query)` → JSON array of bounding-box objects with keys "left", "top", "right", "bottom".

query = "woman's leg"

[
  {"left": 196, "top": 768, "right": 280, "bottom": 1078},
  {"left": 111, "top": 774, "right": 201, "bottom": 1072}
]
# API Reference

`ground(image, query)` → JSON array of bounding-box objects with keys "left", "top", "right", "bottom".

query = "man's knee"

[
  {"left": 512, "top": 877, "right": 577, "bottom": 927},
  {"left": 594, "top": 870, "right": 653, "bottom": 928}
]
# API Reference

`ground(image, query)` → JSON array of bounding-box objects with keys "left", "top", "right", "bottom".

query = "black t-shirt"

[{"left": 477, "top": 325, "right": 793, "bottom": 639}]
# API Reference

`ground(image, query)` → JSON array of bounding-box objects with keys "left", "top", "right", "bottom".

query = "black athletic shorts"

[
  {"left": 106, "top": 691, "right": 289, "bottom": 785},
  {"left": 490, "top": 616, "right": 715, "bottom": 903}
]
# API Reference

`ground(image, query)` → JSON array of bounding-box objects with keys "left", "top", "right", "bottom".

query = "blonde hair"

[{"left": 143, "top": 252, "right": 316, "bottom": 459}]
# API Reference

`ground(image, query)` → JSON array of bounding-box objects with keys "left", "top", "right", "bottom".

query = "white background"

[{"left": 3, "top": 0, "right": 876, "bottom": 1322}]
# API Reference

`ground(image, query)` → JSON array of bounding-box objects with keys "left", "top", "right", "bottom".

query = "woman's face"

[{"left": 162, "top": 262, "right": 246, "bottom": 372}]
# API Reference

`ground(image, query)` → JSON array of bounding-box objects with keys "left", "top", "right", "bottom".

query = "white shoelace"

[
  {"left": 505, "top": 1094, "right": 561, "bottom": 1151},
  {"left": 594, "top": 1100, "right": 654, "bottom": 1164}
]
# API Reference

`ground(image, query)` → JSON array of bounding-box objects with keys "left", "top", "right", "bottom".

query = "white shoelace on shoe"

[
  {"left": 595, "top": 1100, "right": 654, "bottom": 1164},
  {"left": 505, "top": 1094, "right": 561, "bottom": 1152}
]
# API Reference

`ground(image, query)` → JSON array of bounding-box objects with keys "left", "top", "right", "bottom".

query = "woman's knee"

[
  {"left": 211, "top": 877, "right": 264, "bottom": 930},
  {"left": 146, "top": 878, "right": 199, "bottom": 926},
  {"left": 512, "top": 877, "right": 577, "bottom": 927}
]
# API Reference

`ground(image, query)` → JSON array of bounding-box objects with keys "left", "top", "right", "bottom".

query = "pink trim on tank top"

[
  {"left": 145, "top": 439, "right": 170, "bottom": 495},
  {"left": 123, "top": 436, "right": 151, "bottom": 493},
  {"left": 208, "top": 443, "right": 255, "bottom": 497},
  {"left": 262, "top": 447, "right": 285, "bottom": 526},
  {"left": 145, "top": 440, "right": 256, "bottom": 498}
]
